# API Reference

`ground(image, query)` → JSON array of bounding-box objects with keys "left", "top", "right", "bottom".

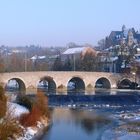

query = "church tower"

[
  {"left": 128, "top": 29, "right": 134, "bottom": 47},
  {"left": 122, "top": 25, "right": 126, "bottom": 32}
]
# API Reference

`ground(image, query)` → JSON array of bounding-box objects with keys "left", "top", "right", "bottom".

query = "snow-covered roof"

[
  {"left": 63, "top": 47, "right": 86, "bottom": 55},
  {"left": 137, "top": 48, "right": 140, "bottom": 51},
  {"left": 39, "top": 56, "right": 46, "bottom": 59},
  {"left": 115, "top": 45, "right": 120, "bottom": 48},
  {"left": 30, "top": 55, "right": 37, "bottom": 60},
  {"left": 30, "top": 55, "right": 46, "bottom": 60},
  {"left": 135, "top": 54, "right": 140, "bottom": 62},
  {"left": 110, "top": 56, "right": 118, "bottom": 62},
  {"left": 135, "top": 54, "right": 140, "bottom": 57}
]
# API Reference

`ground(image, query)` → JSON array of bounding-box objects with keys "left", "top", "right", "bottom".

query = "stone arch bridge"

[{"left": 0, "top": 71, "right": 137, "bottom": 95}]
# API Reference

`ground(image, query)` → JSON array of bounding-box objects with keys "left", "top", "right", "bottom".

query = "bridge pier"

[
  {"left": 56, "top": 85, "right": 67, "bottom": 95},
  {"left": 85, "top": 83, "right": 94, "bottom": 94},
  {"left": 26, "top": 87, "right": 37, "bottom": 95},
  {"left": 0, "top": 82, "right": 5, "bottom": 89}
]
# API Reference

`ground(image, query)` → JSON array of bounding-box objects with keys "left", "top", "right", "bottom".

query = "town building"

[
  {"left": 101, "top": 25, "right": 140, "bottom": 73},
  {"left": 61, "top": 46, "right": 97, "bottom": 63}
]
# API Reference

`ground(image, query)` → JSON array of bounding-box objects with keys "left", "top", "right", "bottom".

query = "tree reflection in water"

[
  {"left": 81, "top": 116, "right": 111, "bottom": 134},
  {"left": 69, "top": 109, "right": 111, "bottom": 134},
  {"left": 42, "top": 108, "right": 112, "bottom": 140}
]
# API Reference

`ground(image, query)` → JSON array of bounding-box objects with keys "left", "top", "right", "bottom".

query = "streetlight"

[
  {"left": 132, "top": 71, "right": 136, "bottom": 89},
  {"left": 73, "top": 53, "right": 75, "bottom": 71},
  {"left": 131, "top": 63, "right": 137, "bottom": 90},
  {"left": 24, "top": 50, "right": 27, "bottom": 72}
]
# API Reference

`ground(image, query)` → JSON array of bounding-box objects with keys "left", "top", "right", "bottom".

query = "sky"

[{"left": 0, "top": 0, "right": 140, "bottom": 47}]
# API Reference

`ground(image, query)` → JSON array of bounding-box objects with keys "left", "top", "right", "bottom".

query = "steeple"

[
  {"left": 122, "top": 25, "right": 126, "bottom": 32},
  {"left": 128, "top": 29, "right": 134, "bottom": 47}
]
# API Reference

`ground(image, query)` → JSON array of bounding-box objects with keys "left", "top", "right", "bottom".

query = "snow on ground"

[
  {"left": 7, "top": 102, "right": 49, "bottom": 140},
  {"left": 7, "top": 102, "right": 29, "bottom": 117},
  {"left": 17, "top": 127, "right": 38, "bottom": 140},
  {"left": 17, "top": 119, "right": 49, "bottom": 140}
]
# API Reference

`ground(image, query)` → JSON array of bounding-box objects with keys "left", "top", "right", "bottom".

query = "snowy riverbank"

[{"left": 8, "top": 102, "right": 49, "bottom": 140}]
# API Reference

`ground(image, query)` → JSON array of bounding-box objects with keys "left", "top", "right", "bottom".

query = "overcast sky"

[{"left": 0, "top": 0, "right": 139, "bottom": 46}]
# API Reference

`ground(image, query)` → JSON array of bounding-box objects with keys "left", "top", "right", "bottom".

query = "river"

[{"left": 40, "top": 90, "right": 140, "bottom": 140}]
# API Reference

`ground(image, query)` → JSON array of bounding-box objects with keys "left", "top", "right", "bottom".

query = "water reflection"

[
  {"left": 5, "top": 85, "right": 140, "bottom": 96},
  {"left": 42, "top": 108, "right": 112, "bottom": 140}
]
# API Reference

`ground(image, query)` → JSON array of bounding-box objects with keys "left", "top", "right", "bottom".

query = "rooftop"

[{"left": 62, "top": 47, "right": 86, "bottom": 55}]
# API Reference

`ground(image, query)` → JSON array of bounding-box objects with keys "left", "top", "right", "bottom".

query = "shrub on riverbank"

[
  {"left": 0, "top": 108, "right": 23, "bottom": 140},
  {"left": 19, "top": 105, "right": 42, "bottom": 127},
  {"left": 35, "top": 91, "right": 50, "bottom": 117},
  {"left": 0, "top": 86, "right": 7, "bottom": 118},
  {"left": 0, "top": 86, "right": 23, "bottom": 139},
  {"left": 19, "top": 91, "right": 50, "bottom": 127}
]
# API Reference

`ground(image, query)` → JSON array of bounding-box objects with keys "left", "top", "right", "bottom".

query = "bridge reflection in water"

[{"left": 5, "top": 80, "right": 140, "bottom": 96}]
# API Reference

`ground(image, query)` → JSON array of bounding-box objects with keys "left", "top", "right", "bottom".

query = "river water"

[{"left": 40, "top": 90, "right": 140, "bottom": 140}]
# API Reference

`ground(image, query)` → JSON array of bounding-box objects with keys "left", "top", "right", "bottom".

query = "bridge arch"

[
  {"left": 118, "top": 79, "right": 132, "bottom": 89},
  {"left": 95, "top": 77, "right": 111, "bottom": 89},
  {"left": 37, "top": 76, "right": 56, "bottom": 95},
  {"left": 67, "top": 76, "right": 85, "bottom": 95},
  {"left": 5, "top": 78, "right": 26, "bottom": 94}
]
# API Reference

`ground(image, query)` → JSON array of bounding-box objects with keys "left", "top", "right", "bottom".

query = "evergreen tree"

[
  {"left": 63, "top": 57, "right": 73, "bottom": 71},
  {"left": 52, "top": 56, "right": 63, "bottom": 71},
  {"left": 81, "top": 53, "right": 97, "bottom": 71}
]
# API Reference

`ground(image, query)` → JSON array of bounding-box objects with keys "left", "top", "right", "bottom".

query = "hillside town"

[{"left": 0, "top": 25, "right": 140, "bottom": 75}]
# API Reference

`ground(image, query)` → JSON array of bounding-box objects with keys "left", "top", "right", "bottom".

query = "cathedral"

[{"left": 105, "top": 25, "right": 140, "bottom": 48}]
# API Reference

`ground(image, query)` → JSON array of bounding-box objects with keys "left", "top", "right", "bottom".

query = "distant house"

[
  {"left": 96, "top": 51, "right": 118, "bottom": 72},
  {"left": 108, "top": 31, "right": 122, "bottom": 46},
  {"left": 30, "top": 55, "right": 46, "bottom": 62},
  {"left": 61, "top": 46, "right": 97, "bottom": 62}
]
